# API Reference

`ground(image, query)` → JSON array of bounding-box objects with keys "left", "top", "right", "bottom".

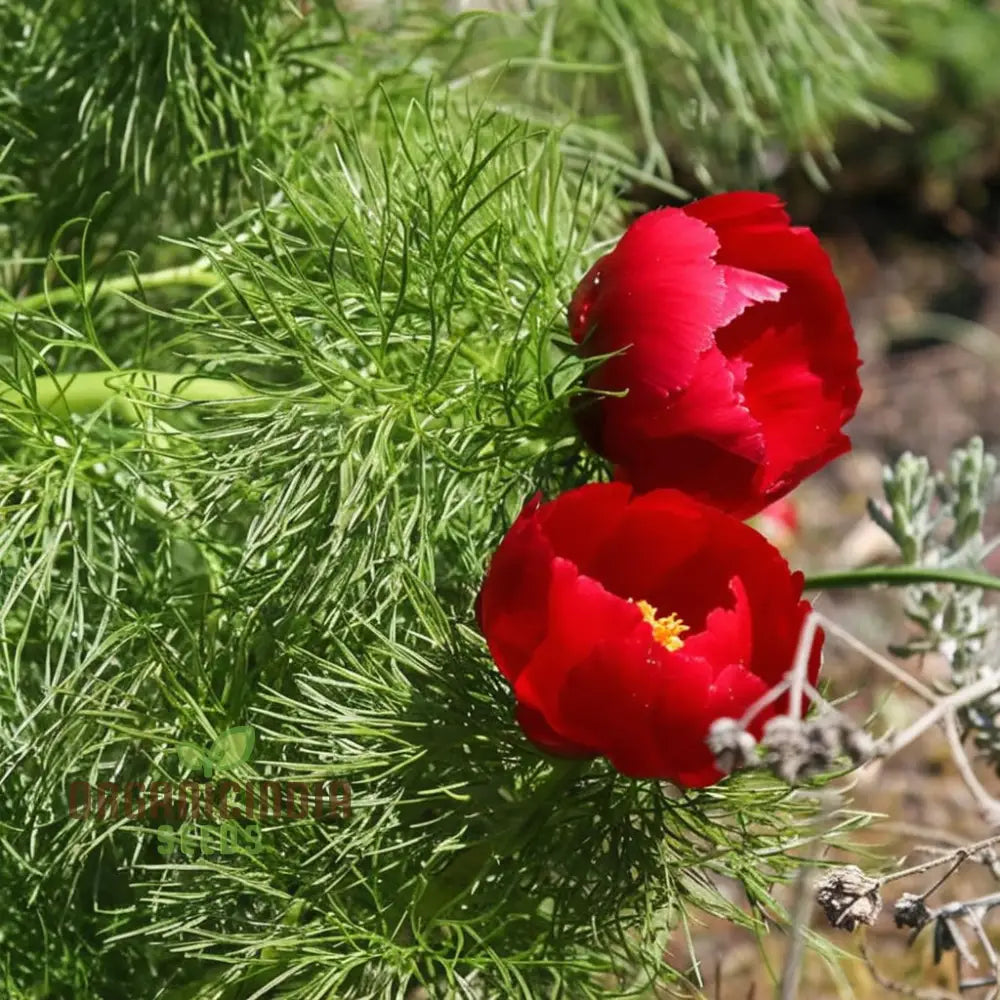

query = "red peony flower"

[
  {"left": 568, "top": 191, "right": 861, "bottom": 519},
  {"left": 477, "top": 482, "right": 822, "bottom": 787}
]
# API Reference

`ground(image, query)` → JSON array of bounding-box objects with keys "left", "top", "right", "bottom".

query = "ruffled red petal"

[
  {"left": 740, "top": 326, "right": 852, "bottom": 507},
  {"left": 598, "top": 346, "right": 766, "bottom": 502},
  {"left": 572, "top": 210, "right": 727, "bottom": 396},
  {"left": 708, "top": 219, "right": 861, "bottom": 416},
  {"left": 569, "top": 192, "right": 861, "bottom": 517}
]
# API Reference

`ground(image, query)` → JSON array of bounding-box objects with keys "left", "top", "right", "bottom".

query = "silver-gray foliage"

[{"left": 869, "top": 438, "right": 1000, "bottom": 772}]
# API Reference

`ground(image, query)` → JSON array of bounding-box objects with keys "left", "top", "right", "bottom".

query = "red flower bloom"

[
  {"left": 477, "top": 483, "right": 822, "bottom": 787},
  {"left": 568, "top": 192, "right": 861, "bottom": 519}
]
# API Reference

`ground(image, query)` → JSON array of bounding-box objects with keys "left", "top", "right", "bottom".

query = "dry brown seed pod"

[
  {"left": 815, "top": 865, "right": 883, "bottom": 930},
  {"left": 893, "top": 892, "right": 931, "bottom": 931}
]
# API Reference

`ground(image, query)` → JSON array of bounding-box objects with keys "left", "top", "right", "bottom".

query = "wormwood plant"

[{"left": 0, "top": 1, "right": 970, "bottom": 998}]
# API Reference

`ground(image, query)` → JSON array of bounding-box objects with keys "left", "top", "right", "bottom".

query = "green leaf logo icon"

[
  {"left": 176, "top": 741, "right": 209, "bottom": 776},
  {"left": 207, "top": 725, "right": 255, "bottom": 777},
  {"left": 174, "top": 726, "right": 255, "bottom": 779}
]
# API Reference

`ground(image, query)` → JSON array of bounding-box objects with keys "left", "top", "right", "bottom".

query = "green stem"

[
  {"left": 804, "top": 565, "right": 1000, "bottom": 592},
  {"left": 1, "top": 370, "right": 263, "bottom": 422},
  {"left": 414, "top": 757, "right": 590, "bottom": 923},
  {"left": 495, "top": 757, "right": 591, "bottom": 854},
  {"left": 3, "top": 265, "right": 220, "bottom": 314}
]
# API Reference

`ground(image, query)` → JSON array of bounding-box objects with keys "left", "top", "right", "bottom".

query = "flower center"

[{"left": 635, "top": 599, "right": 688, "bottom": 652}]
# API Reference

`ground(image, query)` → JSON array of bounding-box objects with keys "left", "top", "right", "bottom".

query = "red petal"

[
  {"left": 683, "top": 191, "right": 791, "bottom": 231},
  {"left": 555, "top": 633, "right": 678, "bottom": 777},
  {"left": 582, "top": 487, "right": 713, "bottom": 604},
  {"left": 711, "top": 224, "right": 860, "bottom": 396},
  {"left": 673, "top": 761, "right": 725, "bottom": 788},
  {"left": 638, "top": 499, "right": 755, "bottom": 633},
  {"left": 591, "top": 343, "right": 768, "bottom": 511},
  {"left": 668, "top": 660, "right": 775, "bottom": 788},
  {"left": 513, "top": 557, "right": 642, "bottom": 725},
  {"left": 680, "top": 576, "right": 754, "bottom": 679},
  {"left": 604, "top": 345, "right": 764, "bottom": 462},
  {"left": 477, "top": 513, "right": 553, "bottom": 683},
  {"left": 698, "top": 220, "right": 859, "bottom": 515},
  {"left": 707, "top": 663, "right": 770, "bottom": 722},
  {"left": 751, "top": 596, "right": 823, "bottom": 691},
  {"left": 691, "top": 197, "right": 859, "bottom": 401},
  {"left": 555, "top": 632, "right": 716, "bottom": 780},
  {"left": 534, "top": 481, "right": 632, "bottom": 579},
  {"left": 514, "top": 703, "right": 597, "bottom": 758},
  {"left": 740, "top": 325, "right": 852, "bottom": 504},
  {"left": 717, "top": 264, "right": 787, "bottom": 327},
  {"left": 578, "top": 209, "right": 728, "bottom": 395}
]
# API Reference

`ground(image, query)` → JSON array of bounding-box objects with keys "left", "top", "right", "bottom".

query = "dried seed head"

[
  {"left": 761, "top": 714, "right": 811, "bottom": 783},
  {"left": 804, "top": 717, "right": 842, "bottom": 776},
  {"left": 815, "top": 865, "right": 883, "bottom": 930},
  {"left": 840, "top": 724, "right": 878, "bottom": 765},
  {"left": 759, "top": 713, "right": 878, "bottom": 783},
  {"left": 706, "top": 717, "right": 758, "bottom": 774},
  {"left": 893, "top": 892, "right": 931, "bottom": 931}
]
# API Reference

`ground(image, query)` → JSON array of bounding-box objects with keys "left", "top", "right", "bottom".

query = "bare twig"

[
  {"left": 933, "top": 892, "right": 1000, "bottom": 920},
  {"left": 942, "top": 712, "right": 1000, "bottom": 825},
  {"left": 859, "top": 940, "right": 963, "bottom": 1000},
  {"left": 920, "top": 856, "right": 970, "bottom": 904},
  {"left": 737, "top": 677, "right": 790, "bottom": 730},
  {"left": 814, "top": 610, "right": 938, "bottom": 703},
  {"left": 739, "top": 610, "right": 821, "bottom": 731},
  {"left": 788, "top": 610, "right": 821, "bottom": 721},
  {"left": 965, "top": 910, "right": 1000, "bottom": 996},
  {"left": 779, "top": 858, "right": 817, "bottom": 1000},
  {"left": 957, "top": 976, "right": 999, "bottom": 991},
  {"left": 882, "top": 833, "right": 1000, "bottom": 887},
  {"left": 880, "top": 671, "right": 1000, "bottom": 757}
]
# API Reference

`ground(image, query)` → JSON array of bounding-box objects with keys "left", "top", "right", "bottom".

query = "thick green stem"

[
  {"left": 805, "top": 565, "right": 1000, "bottom": 592},
  {"left": 3, "top": 265, "right": 220, "bottom": 314},
  {"left": 1, "top": 370, "right": 262, "bottom": 422}
]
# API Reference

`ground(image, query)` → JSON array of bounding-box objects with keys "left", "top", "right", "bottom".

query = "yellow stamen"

[{"left": 635, "top": 599, "right": 688, "bottom": 652}]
